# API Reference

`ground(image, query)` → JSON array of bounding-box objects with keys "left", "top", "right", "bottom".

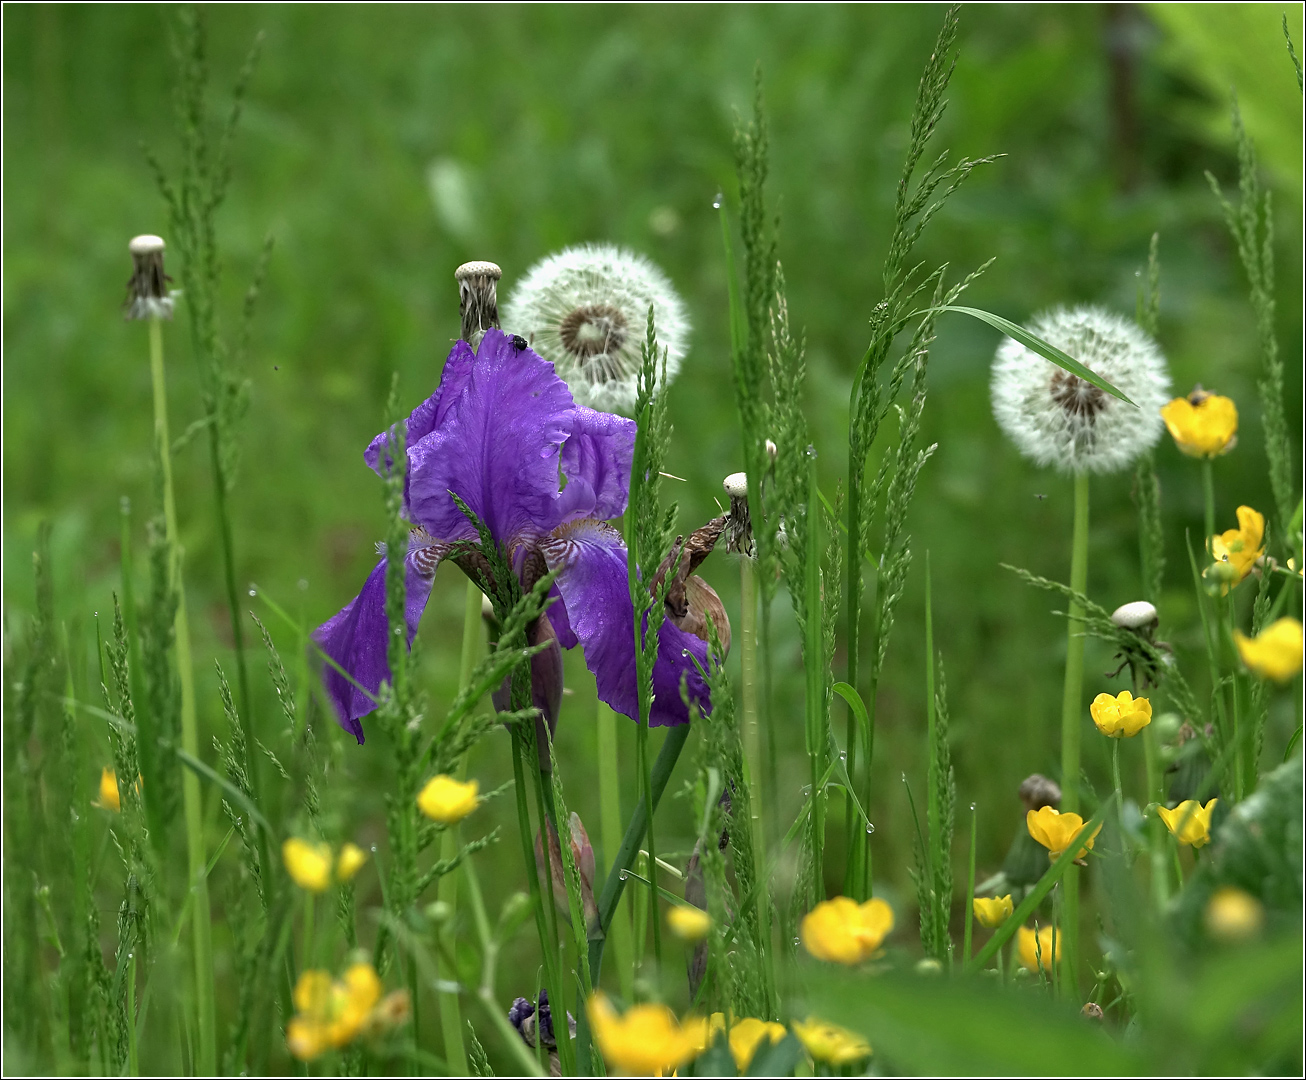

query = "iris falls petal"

[
  {"left": 312, "top": 538, "right": 443, "bottom": 742},
  {"left": 542, "top": 518, "right": 711, "bottom": 727}
]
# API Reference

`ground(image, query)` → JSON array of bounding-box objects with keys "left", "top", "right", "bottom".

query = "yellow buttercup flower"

[
  {"left": 1234, "top": 618, "right": 1303, "bottom": 683},
  {"left": 972, "top": 895, "right": 1014, "bottom": 929},
  {"left": 667, "top": 904, "right": 712, "bottom": 943},
  {"left": 1157, "top": 799, "right": 1217, "bottom": 848},
  {"left": 1160, "top": 391, "right": 1238, "bottom": 458},
  {"left": 98, "top": 768, "right": 122, "bottom": 812},
  {"left": 586, "top": 992, "right": 699, "bottom": 1075},
  {"left": 286, "top": 962, "right": 393, "bottom": 1061},
  {"left": 283, "top": 838, "right": 334, "bottom": 892},
  {"left": 416, "top": 775, "right": 480, "bottom": 825},
  {"left": 1026, "top": 806, "right": 1102, "bottom": 861},
  {"left": 800, "top": 896, "right": 894, "bottom": 965},
  {"left": 336, "top": 842, "right": 368, "bottom": 884},
  {"left": 1090, "top": 690, "right": 1152, "bottom": 738},
  {"left": 1017, "top": 925, "right": 1060, "bottom": 974},
  {"left": 728, "top": 1017, "right": 787, "bottom": 1071},
  {"left": 1205, "top": 885, "right": 1264, "bottom": 943},
  {"left": 1209, "top": 505, "right": 1264, "bottom": 590},
  {"left": 792, "top": 1017, "right": 871, "bottom": 1066}
]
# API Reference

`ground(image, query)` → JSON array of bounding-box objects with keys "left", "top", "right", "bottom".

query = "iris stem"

[
  {"left": 1059, "top": 469, "right": 1090, "bottom": 998},
  {"left": 148, "top": 316, "right": 215, "bottom": 1075},
  {"left": 595, "top": 699, "right": 634, "bottom": 1000},
  {"left": 435, "top": 580, "right": 481, "bottom": 1077}
]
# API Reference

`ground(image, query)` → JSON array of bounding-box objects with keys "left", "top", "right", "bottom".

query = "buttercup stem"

[
  {"left": 963, "top": 804, "right": 977, "bottom": 965},
  {"left": 1058, "top": 468, "right": 1090, "bottom": 997},
  {"left": 1111, "top": 739, "right": 1123, "bottom": 811},
  {"left": 148, "top": 316, "right": 215, "bottom": 1074},
  {"left": 1202, "top": 458, "right": 1216, "bottom": 559}
]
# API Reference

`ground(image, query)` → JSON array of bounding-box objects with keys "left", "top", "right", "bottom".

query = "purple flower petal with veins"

[{"left": 314, "top": 328, "right": 710, "bottom": 741}]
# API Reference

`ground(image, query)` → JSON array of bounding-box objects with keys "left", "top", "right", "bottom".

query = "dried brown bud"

[
  {"left": 455, "top": 260, "right": 502, "bottom": 348},
  {"left": 1019, "top": 774, "right": 1062, "bottom": 813}
]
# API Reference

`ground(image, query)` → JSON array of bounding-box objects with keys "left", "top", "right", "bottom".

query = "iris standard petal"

[
  {"left": 406, "top": 329, "right": 575, "bottom": 548},
  {"left": 558, "top": 406, "right": 638, "bottom": 524},
  {"left": 363, "top": 339, "right": 476, "bottom": 481},
  {"left": 313, "top": 541, "right": 442, "bottom": 742},
  {"left": 541, "top": 518, "right": 712, "bottom": 727}
]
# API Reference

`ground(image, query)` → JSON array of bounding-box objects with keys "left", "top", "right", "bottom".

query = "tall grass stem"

[
  {"left": 738, "top": 556, "right": 772, "bottom": 957},
  {"left": 148, "top": 316, "right": 215, "bottom": 1074},
  {"left": 595, "top": 699, "right": 634, "bottom": 1000}
]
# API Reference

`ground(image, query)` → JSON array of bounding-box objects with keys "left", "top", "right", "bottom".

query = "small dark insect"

[
  {"left": 509, "top": 334, "right": 529, "bottom": 352},
  {"left": 1034, "top": 493, "right": 1047, "bottom": 501}
]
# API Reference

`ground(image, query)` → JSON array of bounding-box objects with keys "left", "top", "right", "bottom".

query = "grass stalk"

[
  {"left": 1058, "top": 468, "right": 1090, "bottom": 996},
  {"left": 147, "top": 316, "right": 215, "bottom": 1074},
  {"left": 595, "top": 699, "right": 634, "bottom": 1000},
  {"left": 434, "top": 580, "right": 481, "bottom": 1077},
  {"left": 804, "top": 450, "right": 827, "bottom": 903},
  {"left": 963, "top": 803, "right": 977, "bottom": 966},
  {"left": 738, "top": 555, "right": 772, "bottom": 959}
]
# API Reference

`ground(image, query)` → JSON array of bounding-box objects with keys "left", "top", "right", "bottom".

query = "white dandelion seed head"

[
  {"left": 502, "top": 243, "right": 689, "bottom": 415},
  {"left": 990, "top": 305, "right": 1171, "bottom": 475}
]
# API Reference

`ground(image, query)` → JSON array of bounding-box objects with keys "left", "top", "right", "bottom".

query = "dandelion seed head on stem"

[
  {"left": 991, "top": 306, "right": 1170, "bottom": 474},
  {"left": 502, "top": 243, "right": 689, "bottom": 415}
]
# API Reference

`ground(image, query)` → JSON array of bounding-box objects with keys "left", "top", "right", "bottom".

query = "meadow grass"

[{"left": 3, "top": 4, "right": 1302, "bottom": 1076}]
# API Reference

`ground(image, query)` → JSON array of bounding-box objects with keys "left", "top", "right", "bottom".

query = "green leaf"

[
  {"left": 802, "top": 970, "right": 1150, "bottom": 1076},
  {"left": 745, "top": 1033, "right": 804, "bottom": 1077},
  {"left": 940, "top": 306, "right": 1135, "bottom": 405}
]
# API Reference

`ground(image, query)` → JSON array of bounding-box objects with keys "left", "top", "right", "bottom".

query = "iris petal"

[
  {"left": 542, "top": 519, "right": 711, "bottom": 727},
  {"left": 313, "top": 542, "right": 442, "bottom": 742}
]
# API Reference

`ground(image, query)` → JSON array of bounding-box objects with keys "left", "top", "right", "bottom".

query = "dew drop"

[
  {"left": 793, "top": 937, "right": 801, "bottom": 948},
  {"left": 248, "top": 588, "right": 257, "bottom": 597},
  {"left": 839, "top": 751, "right": 847, "bottom": 764},
  {"left": 866, "top": 823, "right": 876, "bottom": 835},
  {"left": 297, "top": 578, "right": 309, "bottom": 591},
  {"left": 970, "top": 802, "right": 977, "bottom": 811}
]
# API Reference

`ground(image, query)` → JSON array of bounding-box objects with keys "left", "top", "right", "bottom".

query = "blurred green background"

[{"left": 4, "top": 0, "right": 1302, "bottom": 1024}]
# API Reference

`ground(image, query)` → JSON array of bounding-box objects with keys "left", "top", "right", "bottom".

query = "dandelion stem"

[
  {"left": 595, "top": 698, "right": 634, "bottom": 1000},
  {"left": 1058, "top": 468, "right": 1090, "bottom": 997},
  {"left": 148, "top": 315, "right": 215, "bottom": 1074}
]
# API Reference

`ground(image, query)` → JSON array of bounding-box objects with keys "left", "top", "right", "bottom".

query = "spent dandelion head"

[
  {"left": 124, "top": 234, "right": 176, "bottom": 321},
  {"left": 454, "top": 260, "right": 502, "bottom": 348},
  {"left": 722, "top": 472, "right": 755, "bottom": 557},
  {"left": 991, "top": 306, "right": 1170, "bottom": 473},
  {"left": 502, "top": 243, "right": 689, "bottom": 415}
]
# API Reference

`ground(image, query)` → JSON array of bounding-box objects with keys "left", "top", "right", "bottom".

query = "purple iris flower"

[{"left": 314, "top": 329, "right": 711, "bottom": 744}]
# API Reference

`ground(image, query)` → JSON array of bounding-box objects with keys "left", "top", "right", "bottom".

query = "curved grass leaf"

[{"left": 940, "top": 305, "right": 1135, "bottom": 405}]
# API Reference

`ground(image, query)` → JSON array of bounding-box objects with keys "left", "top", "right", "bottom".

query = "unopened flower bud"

[
  {"left": 425, "top": 900, "right": 454, "bottom": 925},
  {"left": 765, "top": 438, "right": 778, "bottom": 463},
  {"left": 1018, "top": 774, "right": 1061, "bottom": 813},
  {"left": 914, "top": 958, "right": 943, "bottom": 976},
  {"left": 124, "top": 234, "right": 175, "bottom": 320},
  {"left": 1110, "top": 600, "right": 1157, "bottom": 629},
  {"left": 455, "top": 261, "right": 502, "bottom": 349}
]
